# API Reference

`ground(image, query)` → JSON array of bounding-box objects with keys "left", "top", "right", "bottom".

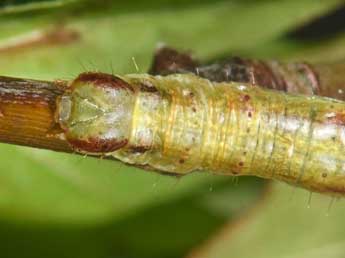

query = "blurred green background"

[{"left": 0, "top": 1, "right": 345, "bottom": 258}]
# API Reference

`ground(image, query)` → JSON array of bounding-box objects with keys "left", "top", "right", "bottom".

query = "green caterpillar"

[{"left": 57, "top": 72, "right": 345, "bottom": 196}]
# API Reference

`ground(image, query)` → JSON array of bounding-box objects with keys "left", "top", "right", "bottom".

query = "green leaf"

[
  {"left": 0, "top": 1, "right": 343, "bottom": 258},
  {"left": 0, "top": 0, "right": 80, "bottom": 14},
  {"left": 191, "top": 183, "right": 345, "bottom": 258},
  {"left": 0, "top": 176, "right": 267, "bottom": 258},
  {"left": 0, "top": 0, "right": 340, "bottom": 79}
]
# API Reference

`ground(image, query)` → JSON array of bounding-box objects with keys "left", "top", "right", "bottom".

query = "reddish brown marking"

[
  {"left": 74, "top": 72, "right": 134, "bottom": 92},
  {"left": 68, "top": 137, "right": 128, "bottom": 153},
  {"left": 248, "top": 111, "right": 252, "bottom": 118},
  {"left": 326, "top": 112, "right": 345, "bottom": 126},
  {"left": 243, "top": 95, "right": 250, "bottom": 102},
  {"left": 179, "top": 159, "right": 185, "bottom": 164},
  {"left": 323, "top": 186, "right": 345, "bottom": 195},
  {"left": 128, "top": 145, "right": 151, "bottom": 153},
  {"left": 239, "top": 161, "right": 244, "bottom": 166},
  {"left": 139, "top": 82, "right": 158, "bottom": 93}
]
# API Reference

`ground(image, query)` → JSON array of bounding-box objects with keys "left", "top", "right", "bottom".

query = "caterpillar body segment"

[{"left": 57, "top": 72, "right": 345, "bottom": 196}]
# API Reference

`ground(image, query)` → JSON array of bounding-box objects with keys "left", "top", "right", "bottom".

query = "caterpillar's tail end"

[{"left": 56, "top": 72, "right": 135, "bottom": 154}]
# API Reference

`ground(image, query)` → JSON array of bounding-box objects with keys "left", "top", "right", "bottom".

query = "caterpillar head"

[{"left": 57, "top": 72, "right": 135, "bottom": 154}]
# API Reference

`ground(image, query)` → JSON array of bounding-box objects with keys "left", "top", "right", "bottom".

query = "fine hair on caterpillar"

[{"left": 56, "top": 71, "right": 345, "bottom": 196}]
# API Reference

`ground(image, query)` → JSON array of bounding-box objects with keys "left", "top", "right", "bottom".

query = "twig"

[
  {"left": 0, "top": 76, "right": 71, "bottom": 152},
  {"left": 150, "top": 46, "right": 345, "bottom": 101}
]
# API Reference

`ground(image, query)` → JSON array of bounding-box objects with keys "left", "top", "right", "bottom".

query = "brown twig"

[
  {"left": 0, "top": 76, "right": 71, "bottom": 152},
  {"left": 150, "top": 46, "right": 345, "bottom": 101}
]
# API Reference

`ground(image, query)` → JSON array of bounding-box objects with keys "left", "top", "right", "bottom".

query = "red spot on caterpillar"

[
  {"left": 128, "top": 145, "right": 151, "bottom": 153},
  {"left": 73, "top": 72, "right": 134, "bottom": 92},
  {"left": 326, "top": 112, "right": 345, "bottom": 126},
  {"left": 239, "top": 161, "right": 244, "bottom": 166},
  {"left": 139, "top": 82, "right": 158, "bottom": 93},
  {"left": 68, "top": 137, "right": 128, "bottom": 153},
  {"left": 243, "top": 95, "right": 250, "bottom": 102}
]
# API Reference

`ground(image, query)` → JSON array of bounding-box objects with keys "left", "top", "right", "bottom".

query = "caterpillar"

[{"left": 57, "top": 72, "right": 345, "bottom": 196}]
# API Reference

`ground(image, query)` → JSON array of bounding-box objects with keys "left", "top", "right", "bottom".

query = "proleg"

[{"left": 57, "top": 72, "right": 345, "bottom": 196}]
